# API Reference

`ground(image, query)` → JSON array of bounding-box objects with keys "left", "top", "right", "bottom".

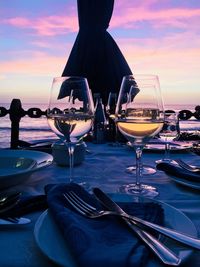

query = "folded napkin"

[
  {"left": 157, "top": 162, "right": 200, "bottom": 182},
  {"left": 45, "top": 183, "right": 164, "bottom": 267}
]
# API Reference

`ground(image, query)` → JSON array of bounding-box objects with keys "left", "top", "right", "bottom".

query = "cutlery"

[
  {"left": 0, "top": 191, "right": 21, "bottom": 213},
  {"left": 93, "top": 188, "right": 200, "bottom": 250},
  {"left": 0, "top": 217, "right": 31, "bottom": 225},
  {"left": 175, "top": 159, "right": 200, "bottom": 173},
  {"left": 63, "top": 191, "right": 180, "bottom": 266},
  {"left": 0, "top": 191, "right": 21, "bottom": 205}
]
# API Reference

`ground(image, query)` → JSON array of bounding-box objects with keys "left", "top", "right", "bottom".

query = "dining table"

[{"left": 0, "top": 141, "right": 200, "bottom": 267}]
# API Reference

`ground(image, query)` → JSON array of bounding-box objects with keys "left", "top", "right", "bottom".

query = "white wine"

[
  {"left": 48, "top": 114, "right": 93, "bottom": 142},
  {"left": 117, "top": 120, "right": 163, "bottom": 145}
]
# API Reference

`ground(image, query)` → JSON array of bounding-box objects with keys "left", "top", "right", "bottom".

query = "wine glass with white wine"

[
  {"left": 124, "top": 75, "right": 162, "bottom": 175},
  {"left": 47, "top": 76, "right": 94, "bottom": 183},
  {"left": 115, "top": 75, "right": 164, "bottom": 196}
]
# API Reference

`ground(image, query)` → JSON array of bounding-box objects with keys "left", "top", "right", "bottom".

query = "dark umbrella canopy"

[{"left": 62, "top": 0, "right": 132, "bottom": 104}]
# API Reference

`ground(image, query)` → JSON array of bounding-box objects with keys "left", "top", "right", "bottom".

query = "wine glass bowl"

[
  {"left": 115, "top": 74, "right": 164, "bottom": 196},
  {"left": 47, "top": 76, "right": 94, "bottom": 182}
]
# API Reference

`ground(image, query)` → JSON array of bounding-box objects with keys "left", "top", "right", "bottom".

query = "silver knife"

[
  {"left": 0, "top": 217, "right": 31, "bottom": 225},
  {"left": 93, "top": 188, "right": 180, "bottom": 266},
  {"left": 93, "top": 188, "right": 200, "bottom": 250}
]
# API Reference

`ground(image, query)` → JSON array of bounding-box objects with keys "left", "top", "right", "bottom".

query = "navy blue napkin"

[
  {"left": 45, "top": 183, "right": 164, "bottom": 267},
  {"left": 157, "top": 162, "right": 200, "bottom": 182}
]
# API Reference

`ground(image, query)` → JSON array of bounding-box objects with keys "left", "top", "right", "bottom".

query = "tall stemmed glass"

[
  {"left": 115, "top": 75, "right": 164, "bottom": 196},
  {"left": 156, "top": 111, "right": 180, "bottom": 164},
  {"left": 47, "top": 76, "right": 94, "bottom": 182},
  {"left": 125, "top": 75, "right": 162, "bottom": 175}
]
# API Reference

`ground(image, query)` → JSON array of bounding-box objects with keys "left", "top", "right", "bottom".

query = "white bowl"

[{"left": 0, "top": 149, "right": 53, "bottom": 189}]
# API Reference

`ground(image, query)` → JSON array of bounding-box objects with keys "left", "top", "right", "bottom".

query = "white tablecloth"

[{"left": 0, "top": 143, "right": 200, "bottom": 267}]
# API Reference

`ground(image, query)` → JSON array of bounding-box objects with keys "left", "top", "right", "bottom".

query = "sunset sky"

[{"left": 0, "top": 0, "right": 200, "bottom": 107}]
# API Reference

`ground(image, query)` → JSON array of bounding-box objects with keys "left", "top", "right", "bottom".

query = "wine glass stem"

[
  {"left": 164, "top": 142, "right": 170, "bottom": 160},
  {"left": 66, "top": 142, "right": 75, "bottom": 182},
  {"left": 135, "top": 148, "right": 142, "bottom": 187}
]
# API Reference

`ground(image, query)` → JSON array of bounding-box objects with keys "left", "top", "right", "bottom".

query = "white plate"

[
  {"left": 169, "top": 175, "right": 200, "bottom": 190},
  {"left": 34, "top": 195, "right": 197, "bottom": 267},
  {"left": 0, "top": 149, "right": 53, "bottom": 189}
]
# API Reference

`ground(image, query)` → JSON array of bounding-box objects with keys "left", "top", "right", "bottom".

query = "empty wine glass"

[
  {"left": 47, "top": 76, "right": 94, "bottom": 183},
  {"left": 115, "top": 74, "right": 164, "bottom": 196},
  {"left": 156, "top": 111, "right": 180, "bottom": 164}
]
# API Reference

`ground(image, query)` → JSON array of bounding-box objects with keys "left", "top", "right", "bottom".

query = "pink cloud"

[
  {"left": 1, "top": 15, "right": 78, "bottom": 36},
  {"left": 0, "top": 52, "right": 66, "bottom": 75},
  {"left": 116, "top": 34, "right": 200, "bottom": 104},
  {"left": 4, "top": 17, "right": 30, "bottom": 27},
  {"left": 1, "top": 2, "right": 200, "bottom": 36},
  {"left": 110, "top": 0, "right": 200, "bottom": 28}
]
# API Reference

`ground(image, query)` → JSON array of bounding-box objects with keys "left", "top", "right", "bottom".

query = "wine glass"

[
  {"left": 124, "top": 75, "right": 163, "bottom": 175},
  {"left": 47, "top": 76, "right": 94, "bottom": 183},
  {"left": 156, "top": 111, "right": 180, "bottom": 164},
  {"left": 115, "top": 74, "right": 164, "bottom": 196}
]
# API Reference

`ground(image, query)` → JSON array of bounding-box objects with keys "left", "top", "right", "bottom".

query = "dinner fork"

[
  {"left": 63, "top": 191, "right": 181, "bottom": 266},
  {"left": 176, "top": 159, "right": 200, "bottom": 173},
  {"left": 63, "top": 191, "right": 200, "bottom": 250}
]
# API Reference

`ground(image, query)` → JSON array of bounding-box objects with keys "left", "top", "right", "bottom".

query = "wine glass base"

[
  {"left": 126, "top": 165, "right": 157, "bottom": 175},
  {"left": 118, "top": 183, "right": 159, "bottom": 197}
]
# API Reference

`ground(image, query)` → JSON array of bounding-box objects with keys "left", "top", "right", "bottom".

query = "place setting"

[
  {"left": 0, "top": 73, "right": 199, "bottom": 267},
  {"left": 31, "top": 74, "right": 199, "bottom": 267},
  {"left": 0, "top": 72, "right": 199, "bottom": 267},
  {"left": 151, "top": 112, "right": 200, "bottom": 190},
  {"left": 32, "top": 181, "right": 200, "bottom": 267},
  {"left": 156, "top": 158, "right": 200, "bottom": 190},
  {"left": 1, "top": 0, "right": 200, "bottom": 266}
]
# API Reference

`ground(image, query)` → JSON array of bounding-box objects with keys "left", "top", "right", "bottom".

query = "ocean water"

[
  {"left": 0, "top": 103, "right": 56, "bottom": 148},
  {"left": 0, "top": 102, "right": 199, "bottom": 148}
]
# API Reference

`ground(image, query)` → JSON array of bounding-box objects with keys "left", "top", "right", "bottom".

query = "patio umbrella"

[{"left": 62, "top": 0, "right": 132, "bottom": 104}]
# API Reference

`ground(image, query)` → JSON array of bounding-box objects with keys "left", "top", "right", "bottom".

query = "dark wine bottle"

[
  {"left": 93, "top": 97, "right": 107, "bottom": 144},
  {"left": 105, "top": 93, "right": 117, "bottom": 142}
]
